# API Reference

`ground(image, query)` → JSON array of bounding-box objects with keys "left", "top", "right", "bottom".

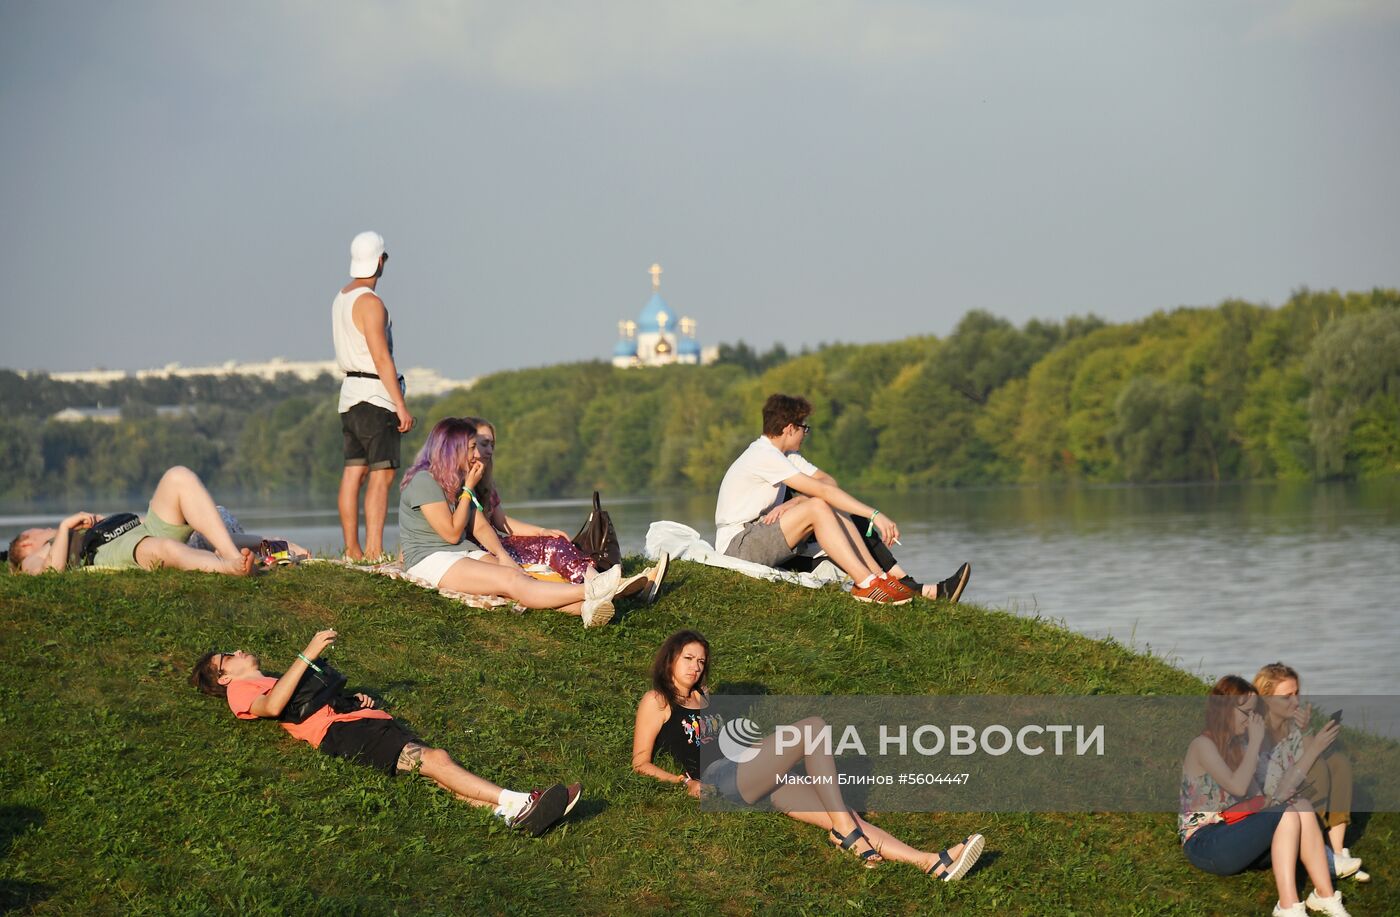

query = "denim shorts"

[{"left": 701, "top": 758, "right": 747, "bottom": 805}]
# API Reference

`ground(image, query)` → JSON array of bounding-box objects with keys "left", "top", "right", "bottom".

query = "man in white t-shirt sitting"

[{"left": 715, "top": 393, "right": 970, "bottom": 605}]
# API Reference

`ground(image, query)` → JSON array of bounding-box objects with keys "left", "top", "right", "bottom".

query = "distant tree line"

[{"left": 2, "top": 287, "right": 1396, "bottom": 503}]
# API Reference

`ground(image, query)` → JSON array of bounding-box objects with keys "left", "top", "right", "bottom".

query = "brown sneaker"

[
  {"left": 511, "top": 783, "right": 569, "bottom": 836},
  {"left": 851, "top": 578, "right": 913, "bottom": 605},
  {"left": 562, "top": 782, "right": 584, "bottom": 816}
]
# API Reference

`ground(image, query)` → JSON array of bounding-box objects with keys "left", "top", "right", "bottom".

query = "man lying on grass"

[
  {"left": 190, "top": 628, "right": 579, "bottom": 836},
  {"left": 7, "top": 465, "right": 303, "bottom": 576}
]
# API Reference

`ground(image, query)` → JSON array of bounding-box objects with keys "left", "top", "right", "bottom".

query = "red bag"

[{"left": 1220, "top": 795, "right": 1269, "bottom": 825}]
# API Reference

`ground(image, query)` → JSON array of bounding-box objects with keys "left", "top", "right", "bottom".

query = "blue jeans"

[{"left": 1183, "top": 809, "right": 1286, "bottom": 875}]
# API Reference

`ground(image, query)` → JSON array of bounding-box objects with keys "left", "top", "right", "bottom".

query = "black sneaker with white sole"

[
  {"left": 511, "top": 783, "right": 569, "bottom": 837},
  {"left": 935, "top": 563, "right": 971, "bottom": 604}
]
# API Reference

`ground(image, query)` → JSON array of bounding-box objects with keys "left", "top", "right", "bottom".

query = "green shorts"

[{"left": 89, "top": 506, "right": 195, "bottom": 571}]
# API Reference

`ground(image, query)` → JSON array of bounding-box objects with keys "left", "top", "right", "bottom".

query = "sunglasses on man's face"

[{"left": 796, "top": 423, "right": 811, "bottom": 433}]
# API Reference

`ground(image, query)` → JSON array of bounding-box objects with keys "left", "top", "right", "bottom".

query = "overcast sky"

[{"left": 2, "top": 1, "right": 1397, "bottom": 379}]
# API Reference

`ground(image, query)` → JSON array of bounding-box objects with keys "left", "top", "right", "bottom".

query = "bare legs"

[
  {"left": 1271, "top": 801, "right": 1335, "bottom": 908},
  {"left": 438, "top": 556, "right": 589, "bottom": 615},
  {"left": 415, "top": 746, "right": 503, "bottom": 809},
  {"left": 777, "top": 501, "right": 883, "bottom": 583},
  {"left": 136, "top": 466, "right": 253, "bottom": 575},
  {"left": 733, "top": 716, "right": 971, "bottom": 872},
  {"left": 340, "top": 465, "right": 395, "bottom": 560}
]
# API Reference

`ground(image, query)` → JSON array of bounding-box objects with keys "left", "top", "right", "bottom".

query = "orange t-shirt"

[{"left": 227, "top": 676, "right": 393, "bottom": 748}]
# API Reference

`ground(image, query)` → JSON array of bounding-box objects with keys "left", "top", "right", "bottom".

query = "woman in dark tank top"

[{"left": 630, "top": 629, "right": 986, "bottom": 881}]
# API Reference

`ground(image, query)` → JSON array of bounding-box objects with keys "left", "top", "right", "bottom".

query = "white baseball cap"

[{"left": 349, "top": 231, "right": 387, "bottom": 278}]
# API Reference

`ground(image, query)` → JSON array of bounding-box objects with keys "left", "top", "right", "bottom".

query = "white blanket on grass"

[{"left": 644, "top": 521, "right": 847, "bottom": 589}]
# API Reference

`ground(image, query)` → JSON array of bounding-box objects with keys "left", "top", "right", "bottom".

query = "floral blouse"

[
  {"left": 1258, "top": 726, "right": 1305, "bottom": 800},
  {"left": 1179, "top": 765, "right": 1233, "bottom": 844}
]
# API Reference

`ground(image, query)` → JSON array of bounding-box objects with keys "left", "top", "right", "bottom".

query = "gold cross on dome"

[{"left": 649, "top": 263, "right": 662, "bottom": 290}]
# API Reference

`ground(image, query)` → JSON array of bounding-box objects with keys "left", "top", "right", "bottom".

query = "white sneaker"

[
  {"left": 1305, "top": 889, "right": 1350, "bottom": 917},
  {"left": 645, "top": 551, "right": 669, "bottom": 604},
  {"left": 1274, "top": 902, "right": 1306, "bottom": 917},
  {"left": 584, "top": 565, "right": 622, "bottom": 601},
  {"left": 580, "top": 597, "right": 614, "bottom": 628},
  {"left": 1340, "top": 849, "right": 1369, "bottom": 883},
  {"left": 1332, "top": 849, "right": 1362, "bottom": 879}
]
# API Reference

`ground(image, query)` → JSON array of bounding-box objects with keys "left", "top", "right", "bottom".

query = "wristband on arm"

[
  {"left": 865, "top": 510, "right": 881, "bottom": 537},
  {"left": 461, "top": 487, "right": 485, "bottom": 513}
]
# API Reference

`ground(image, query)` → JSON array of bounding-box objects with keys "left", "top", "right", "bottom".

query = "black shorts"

[
  {"left": 341, "top": 402, "right": 401, "bottom": 470},
  {"left": 321, "top": 717, "right": 420, "bottom": 776}
]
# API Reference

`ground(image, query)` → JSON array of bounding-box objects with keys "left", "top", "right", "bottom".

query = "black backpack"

[
  {"left": 277, "top": 659, "right": 351, "bottom": 724},
  {"left": 571, "top": 491, "right": 621, "bottom": 572}
]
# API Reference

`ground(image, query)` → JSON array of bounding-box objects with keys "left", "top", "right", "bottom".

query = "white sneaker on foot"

[
  {"left": 584, "top": 565, "right": 622, "bottom": 601},
  {"left": 1339, "top": 849, "right": 1369, "bottom": 882},
  {"left": 1305, "top": 889, "right": 1350, "bottom": 917},
  {"left": 1274, "top": 903, "right": 1306, "bottom": 917},
  {"left": 581, "top": 597, "right": 614, "bottom": 628},
  {"left": 1332, "top": 849, "right": 1362, "bottom": 879}
]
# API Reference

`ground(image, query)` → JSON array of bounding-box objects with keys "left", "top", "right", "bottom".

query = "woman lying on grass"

[
  {"left": 1254, "top": 662, "right": 1368, "bottom": 883},
  {"left": 630, "top": 629, "right": 985, "bottom": 880},
  {"left": 1179, "top": 676, "right": 1349, "bottom": 917},
  {"left": 398, "top": 417, "right": 665, "bottom": 627},
  {"left": 191, "top": 628, "right": 579, "bottom": 836},
  {"left": 6, "top": 465, "right": 303, "bottom": 577}
]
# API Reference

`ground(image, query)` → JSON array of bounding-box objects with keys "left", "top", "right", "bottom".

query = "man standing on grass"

[
  {"left": 191, "top": 628, "right": 580, "bottom": 836},
  {"left": 715, "top": 393, "right": 971, "bottom": 604},
  {"left": 333, "top": 231, "right": 414, "bottom": 561}
]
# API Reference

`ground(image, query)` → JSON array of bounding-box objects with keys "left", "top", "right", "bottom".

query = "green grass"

[{"left": 0, "top": 562, "right": 1393, "bottom": 915}]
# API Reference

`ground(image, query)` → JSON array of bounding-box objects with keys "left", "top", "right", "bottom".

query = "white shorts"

[{"left": 406, "top": 549, "right": 489, "bottom": 587}]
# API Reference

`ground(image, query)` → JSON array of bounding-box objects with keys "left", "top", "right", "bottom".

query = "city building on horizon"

[
  {"left": 612, "top": 264, "right": 718, "bottom": 368},
  {"left": 20, "top": 357, "right": 476, "bottom": 398}
]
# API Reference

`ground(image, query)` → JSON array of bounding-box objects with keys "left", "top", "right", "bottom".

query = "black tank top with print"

[{"left": 656, "top": 695, "right": 725, "bottom": 777}]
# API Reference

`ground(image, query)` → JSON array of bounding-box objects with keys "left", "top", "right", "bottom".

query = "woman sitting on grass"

[
  {"left": 398, "top": 417, "right": 663, "bottom": 627},
  {"left": 630, "top": 629, "right": 985, "bottom": 880},
  {"left": 461, "top": 417, "right": 650, "bottom": 589},
  {"left": 1179, "top": 676, "right": 1349, "bottom": 917},
  {"left": 1254, "top": 662, "right": 1367, "bottom": 883}
]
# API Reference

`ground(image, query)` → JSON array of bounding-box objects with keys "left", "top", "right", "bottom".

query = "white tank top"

[{"left": 331, "top": 286, "right": 404, "bottom": 413}]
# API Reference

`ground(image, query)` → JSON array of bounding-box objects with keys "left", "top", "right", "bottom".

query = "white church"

[{"left": 611, "top": 264, "right": 718, "bottom": 368}]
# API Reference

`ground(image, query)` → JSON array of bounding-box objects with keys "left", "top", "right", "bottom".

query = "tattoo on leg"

[{"left": 396, "top": 742, "right": 425, "bottom": 775}]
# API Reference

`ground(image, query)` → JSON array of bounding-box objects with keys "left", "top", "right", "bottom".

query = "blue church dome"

[
  {"left": 678, "top": 336, "right": 700, "bottom": 355},
  {"left": 613, "top": 338, "right": 637, "bottom": 357},
  {"left": 637, "top": 292, "right": 670, "bottom": 332}
]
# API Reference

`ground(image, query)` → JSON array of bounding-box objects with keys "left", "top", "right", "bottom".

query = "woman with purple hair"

[{"left": 397, "top": 418, "right": 664, "bottom": 627}]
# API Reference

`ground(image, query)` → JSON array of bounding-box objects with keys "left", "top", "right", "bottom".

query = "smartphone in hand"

[{"left": 1326, "top": 709, "right": 1343, "bottom": 726}]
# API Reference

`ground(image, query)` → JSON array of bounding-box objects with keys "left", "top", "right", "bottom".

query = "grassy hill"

[{"left": 1, "top": 563, "right": 1393, "bottom": 915}]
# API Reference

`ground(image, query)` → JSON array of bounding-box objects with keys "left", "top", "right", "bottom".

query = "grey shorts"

[{"left": 723, "top": 520, "right": 798, "bottom": 567}]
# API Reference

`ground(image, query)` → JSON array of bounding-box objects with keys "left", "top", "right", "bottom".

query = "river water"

[{"left": 5, "top": 481, "right": 1397, "bottom": 694}]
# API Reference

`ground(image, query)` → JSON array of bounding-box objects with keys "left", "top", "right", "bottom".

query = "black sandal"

[
  {"left": 830, "top": 823, "right": 883, "bottom": 868},
  {"left": 924, "top": 833, "right": 984, "bottom": 881}
]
